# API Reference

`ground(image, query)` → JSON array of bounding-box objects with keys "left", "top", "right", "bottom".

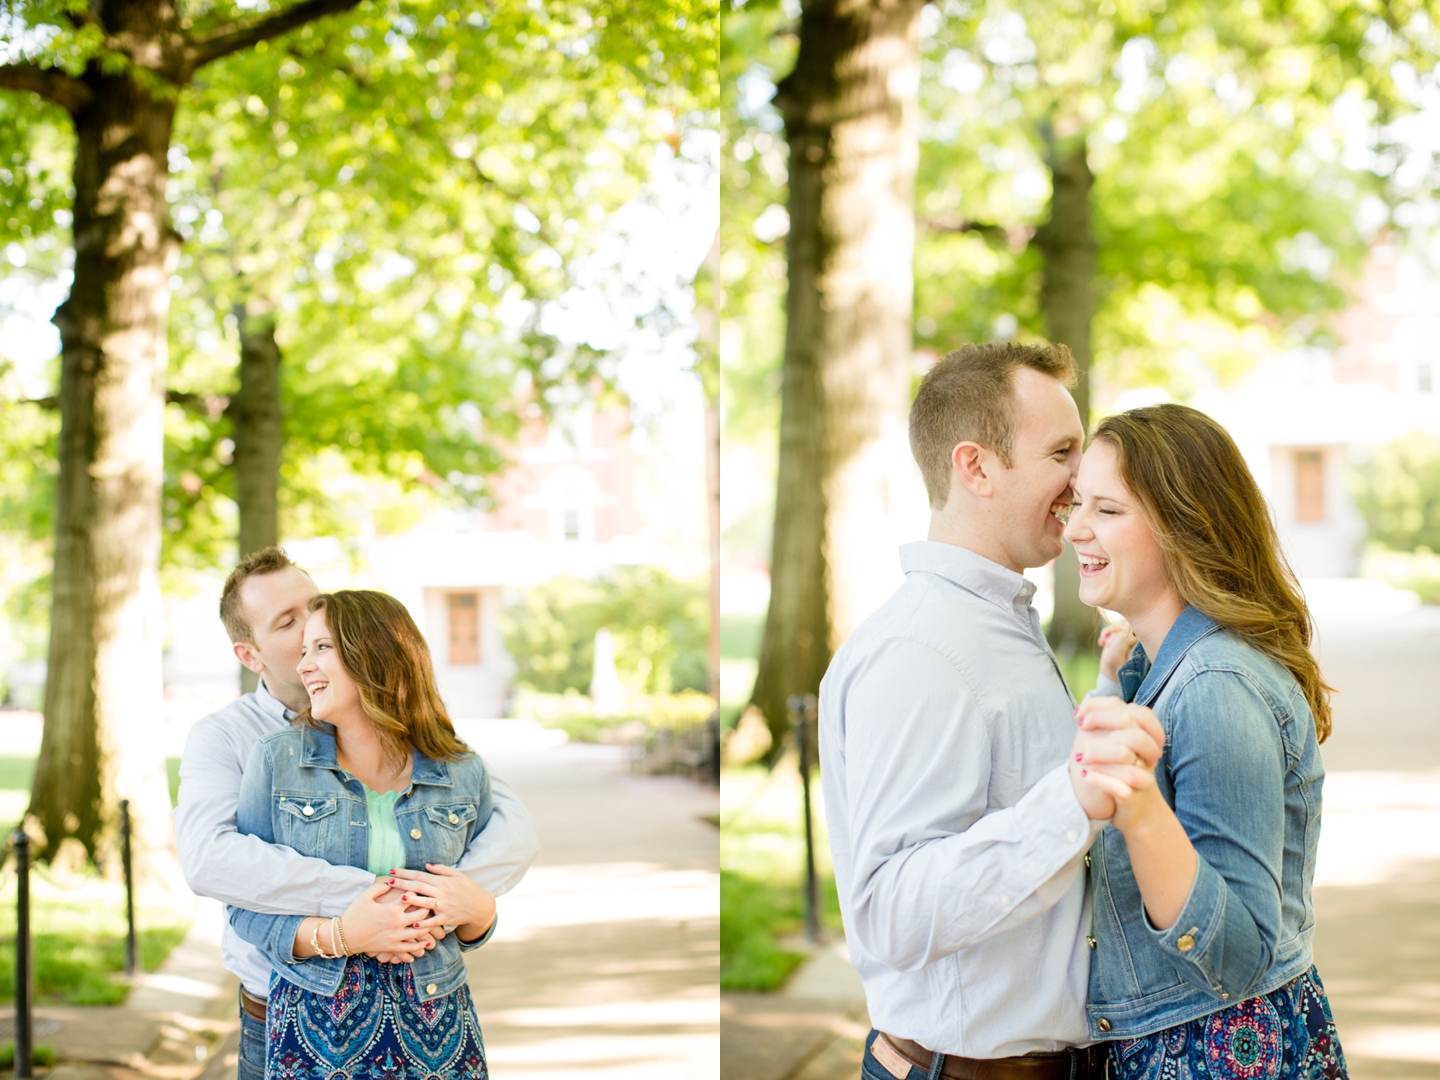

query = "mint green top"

[{"left": 364, "top": 787, "right": 407, "bottom": 876}]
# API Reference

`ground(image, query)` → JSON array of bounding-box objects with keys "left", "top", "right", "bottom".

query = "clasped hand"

[{"left": 1068, "top": 696, "right": 1165, "bottom": 825}]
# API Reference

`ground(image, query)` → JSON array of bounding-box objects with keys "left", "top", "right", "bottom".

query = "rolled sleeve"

[
  {"left": 456, "top": 913, "right": 499, "bottom": 952},
  {"left": 1152, "top": 670, "right": 1285, "bottom": 1000}
]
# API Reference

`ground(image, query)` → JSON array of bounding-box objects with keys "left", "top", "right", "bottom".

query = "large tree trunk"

[
  {"left": 229, "top": 300, "right": 284, "bottom": 693},
  {"left": 34, "top": 75, "right": 178, "bottom": 868},
  {"left": 1035, "top": 136, "right": 1098, "bottom": 662},
  {"left": 750, "top": 0, "right": 925, "bottom": 753}
]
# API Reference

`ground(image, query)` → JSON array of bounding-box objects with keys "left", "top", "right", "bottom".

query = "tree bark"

[
  {"left": 34, "top": 70, "right": 179, "bottom": 867},
  {"left": 1035, "top": 135, "right": 1098, "bottom": 661},
  {"left": 751, "top": 0, "right": 925, "bottom": 753},
  {"left": 8, "top": 0, "right": 362, "bottom": 868},
  {"left": 229, "top": 300, "right": 284, "bottom": 694}
]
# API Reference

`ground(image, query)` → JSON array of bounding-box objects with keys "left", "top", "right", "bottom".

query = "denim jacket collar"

[
  {"left": 297, "top": 724, "right": 454, "bottom": 787},
  {"left": 1118, "top": 605, "right": 1223, "bottom": 706}
]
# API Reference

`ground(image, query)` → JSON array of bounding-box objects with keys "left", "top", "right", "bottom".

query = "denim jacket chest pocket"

[
  {"left": 274, "top": 795, "right": 345, "bottom": 862},
  {"left": 397, "top": 802, "right": 479, "bottom": 867}
]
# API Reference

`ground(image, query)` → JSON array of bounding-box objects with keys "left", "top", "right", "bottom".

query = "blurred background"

[
  {"left": 719, "top": 2, "right": 1440, "bottom": 1078},
  {"left": 0, "top": 0, "right": 719, "bottom": 1076}
]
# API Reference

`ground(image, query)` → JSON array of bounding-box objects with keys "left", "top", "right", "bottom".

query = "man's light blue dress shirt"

[{"left": 820, "top": 542, "right": 1102, "bottom": 1058}]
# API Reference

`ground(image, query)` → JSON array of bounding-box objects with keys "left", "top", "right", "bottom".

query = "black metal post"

[
  {"left": 790, "top": 694, "right": 820, "bottom": 943},
  {"left": 13, "top": 829, "right": 32, "bottom": 1078},
  {"left": 121, "top": 799, "right": 137, "bottom": 978}
]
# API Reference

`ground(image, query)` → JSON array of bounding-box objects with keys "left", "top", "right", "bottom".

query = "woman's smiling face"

[
  {"left": 297, "top": 609, "right": 362, "bottom": 723},
  {"left": 1063, "top": 440, "right": 1175, "bottom": 619}
]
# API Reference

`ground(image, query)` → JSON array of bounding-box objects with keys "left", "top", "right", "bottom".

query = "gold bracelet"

[
  {"left": 310, "top": 918, "right": 340, "bottom": 960},
  {"left": 332, "top": 915, "right": 350, "bottom": 957}
]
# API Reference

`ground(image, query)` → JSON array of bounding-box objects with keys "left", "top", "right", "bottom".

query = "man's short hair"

[
  {"left": 909, "top": 341, "right": 1078, "bottom": 508},
  {"left": 219, "top": 547, "right": 305, "bottom": 644}
]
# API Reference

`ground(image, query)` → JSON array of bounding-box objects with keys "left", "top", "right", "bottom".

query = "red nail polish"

[
  {"left": 1075, "top": 753, "right": 1082, "bottom": 761},
  {"left": 402, "top": 894, "right": 408, "bottom": 901},
  {"left": 388, "top": 878, "right": 395, "bottom": 885},
  {"left": 1081, "top": 769, "right": 1088, "bottom": 776}
]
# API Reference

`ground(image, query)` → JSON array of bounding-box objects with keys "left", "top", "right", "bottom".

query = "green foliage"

[
  {"left": 517, "top": 688, "right": 714, "bottom": 742},
  {"left": 1353, "top": 433, "right": 1440, "bottom": 552},
  {"left": 0, "top": 1043, "right": 56, "bottom": 1069},
  {"left": 719, "top": 869, "right": 807, "bottom": 990},
  {"left": 503, "top": 567, "right": 708, "bottom": 695}
]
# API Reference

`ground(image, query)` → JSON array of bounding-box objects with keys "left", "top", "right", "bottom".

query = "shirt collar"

[
  {"left": 899, "top": 541, "right": 1038, "bottom": 618},
  {"left": 1120, "top": 605, "right": 1223, "bottom": 706},
  {"left": 254, "top": 679, "right": 297, "bottom": 722}
]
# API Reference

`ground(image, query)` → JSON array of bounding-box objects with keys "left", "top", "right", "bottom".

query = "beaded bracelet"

[{"left": 332, "top": 915, "right": 351, "bottom": 957}]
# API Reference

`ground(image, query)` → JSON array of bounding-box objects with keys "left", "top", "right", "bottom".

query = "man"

[
  {"left": 819, "top": 343, "right": 1162, "bottom": 1079},
  {"left": 174, "top": 548, "right": 540, "bottom": 1080}
]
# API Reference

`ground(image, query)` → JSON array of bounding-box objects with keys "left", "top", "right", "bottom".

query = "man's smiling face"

[{"left": 234, "top": 567, "right": 320, "bottom": 707}]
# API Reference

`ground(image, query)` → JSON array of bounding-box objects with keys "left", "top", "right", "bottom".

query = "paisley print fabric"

[
  {"left": 267, "top": 958, "right": 487, "bottom": 1080},
  {"left": 1110, "top": 968, "right": 1347, "bottom": 1080}
]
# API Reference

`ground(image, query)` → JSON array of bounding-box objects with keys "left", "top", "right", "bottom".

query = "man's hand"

[
  {"left": 339, "top": 880, "right": 437, "bottom": 961},
  {"left": 1068, "top": 697, "right": 1164, "bottom": 819}
]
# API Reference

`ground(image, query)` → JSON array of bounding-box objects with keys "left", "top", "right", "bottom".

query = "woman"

[
  {"left": 1063, "top": 404, "right": 1347, "bottom": 1078},
  {"left": 229, "top": 589, "right": 499, "bottom": 1080}
]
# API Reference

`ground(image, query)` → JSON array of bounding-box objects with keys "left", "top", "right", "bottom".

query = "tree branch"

[
  {"left": 919, "top": 216, "right": 1035, "bottom": 252},
  {"left": 0, "top": 63, "right": 93, "bottom": 115},
  {"left": 184, "top": 0, "right": 363, "bottom": 75}
]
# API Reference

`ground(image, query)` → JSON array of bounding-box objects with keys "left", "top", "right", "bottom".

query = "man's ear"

[
  {"left": 951, "top": 441, "right": 997, "bottom": 499},
  {"left": 233, "top": 641, "right": 266, "bottom": 675}
]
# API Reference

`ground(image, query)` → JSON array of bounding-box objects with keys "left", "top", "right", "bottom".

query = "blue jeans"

[
  {"left": 238, "top": 989, "right": 265, "bottom": 1080},
  {"left": 862, "top": 1030, "right": 946, "bottom": 1080}
]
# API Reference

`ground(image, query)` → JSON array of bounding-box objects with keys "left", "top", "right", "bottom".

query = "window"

[
  {"left": 448, "top": 593, "right": 480, "bottom": 665},
  {"left": 1295, "top": 451, "right": 1325, "bottom": 523},
  {"left": 563, "top": 507, "right": 581, "bottom": 542},
  {"left": 1420, "top": 363, "right": 1433, "bottom": 394}
]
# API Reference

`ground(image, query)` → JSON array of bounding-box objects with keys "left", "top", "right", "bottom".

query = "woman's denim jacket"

[
  {"left": 1087, "top": 606, "right": 1323, "bottom": 1039},
  {"left": 228, "top": 724, "right": 494, "bottom": 1003}
]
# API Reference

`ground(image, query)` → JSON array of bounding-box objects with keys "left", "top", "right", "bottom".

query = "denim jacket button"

[
  {"left": 449, "top": 813, "right": 459, "bottom": 824},
  {"left": 302, "top": 806, "right": 314, "bottom": 817},
  {"left": 1176, "top": 933, "right": 1195, "bottom": 952},
  {"left": 1097, "top": 1018, "right": 1111, "bottom": 1032},
  {"left": 1087, "top": 936, "right": 1097, "bottom": 950},
  {"left": 425, "top": 983, "right": 437, "bottom": 994},
  {"left": 411, "top": 828, "right": 422, "bottom": 840}
]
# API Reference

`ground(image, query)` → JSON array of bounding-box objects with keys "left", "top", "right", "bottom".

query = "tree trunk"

[
  {"left": 1035, "top": 136, "right": 1098, "bottom": 662},
  {"left": 229, "top": 300, "right": 284, "bottom": 694},
  {"left": 751, "top": 0, "right": 925, "bottom": 753},
  {"left": 33, "top": 74, "right": 178, "bottom": 868}
]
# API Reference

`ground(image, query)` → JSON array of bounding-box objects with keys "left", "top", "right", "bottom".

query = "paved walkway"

[
  {"left": 723, "top": 597, "right": 1440, "bottom": 1080},
  {"left": 0, "top": 725, "right": 719, "bottom": 1079}
]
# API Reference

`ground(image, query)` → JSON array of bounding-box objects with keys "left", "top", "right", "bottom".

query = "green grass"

[
  {"left": 720, "top": 870, "right": 807, "bottom": 990},
  {"left": 0, "top": 1042, "right": 56, "bottom": 1068},
  {"left": 0, "top": 756, "right": 181, "bottom": 805},
  {"left": 0, "top": 882, "right": 192, "bottom": 1004}
]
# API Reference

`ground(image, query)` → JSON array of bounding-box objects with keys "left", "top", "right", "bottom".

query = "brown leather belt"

[
  {"left": 877, "top": 1033, "right": 1109, "bottom": 1080},
  {"left": 240, "top": 988, "right": 267, "bottom": 1023}
]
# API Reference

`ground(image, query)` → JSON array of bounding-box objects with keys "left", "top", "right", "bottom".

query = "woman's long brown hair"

[
  {"left": 1093, "top": 405, "right": 1333, "bottom": 742},
  {"left": 297, "top": 590, "right": 471, "bottom": 771}
]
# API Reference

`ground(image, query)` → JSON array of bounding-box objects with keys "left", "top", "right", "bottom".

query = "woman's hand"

[
  {"left": 1068, "top": 697, "right": 1164, "bottom": 819},
  {"left": 388, "top": 864, "right": 497, "bottom": 944},
  {"left": 293, "top": 879, "right": 438, "bottom": 962},
  {"left": 1098, "top": 622, "right": 1139, "bottom": 684}
]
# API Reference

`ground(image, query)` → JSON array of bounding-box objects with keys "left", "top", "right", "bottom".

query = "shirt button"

[
  {"left": 1066, "top": 829, "right": 1079, "bottom": 843},
  {"left": 1176, "top": 934, "right": 1195, "bottom": 952},
  {"left": 302, "top": 806, "right": 314, "bottom": 817},
  {"left": 425, "top": 983, "right": 437, "bottom": 994},
  {"left": 411, "top": 828, "right": 422, "bottom": 840},
  {"left": 449, "top": 814, "right": 459, "bottom": 824},
  {"left": 1087, "top": 935, "right": 1097, "bottom": 950},
  {"left": 1097, "top": 1018, "right": 1111, "bottom": 1033},
  {"left": 999, "top": 895, "right": 1011, "bottom": 906}
]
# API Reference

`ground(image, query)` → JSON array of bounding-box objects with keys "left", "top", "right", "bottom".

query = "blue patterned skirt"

[
  {"left": 267, "top": 958, "right": 487, "bottom": 1080},
  {"left": 1109, "top": 967, "right": 1346, "bottom": 1080}
]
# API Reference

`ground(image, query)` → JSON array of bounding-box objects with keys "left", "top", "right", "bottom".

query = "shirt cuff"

[
  {"left": 1087, "top": 675, "right": 1123, "bottom": 700},
  {"left": 457, "top": 913, "right": 499, "bottom": 952}
]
